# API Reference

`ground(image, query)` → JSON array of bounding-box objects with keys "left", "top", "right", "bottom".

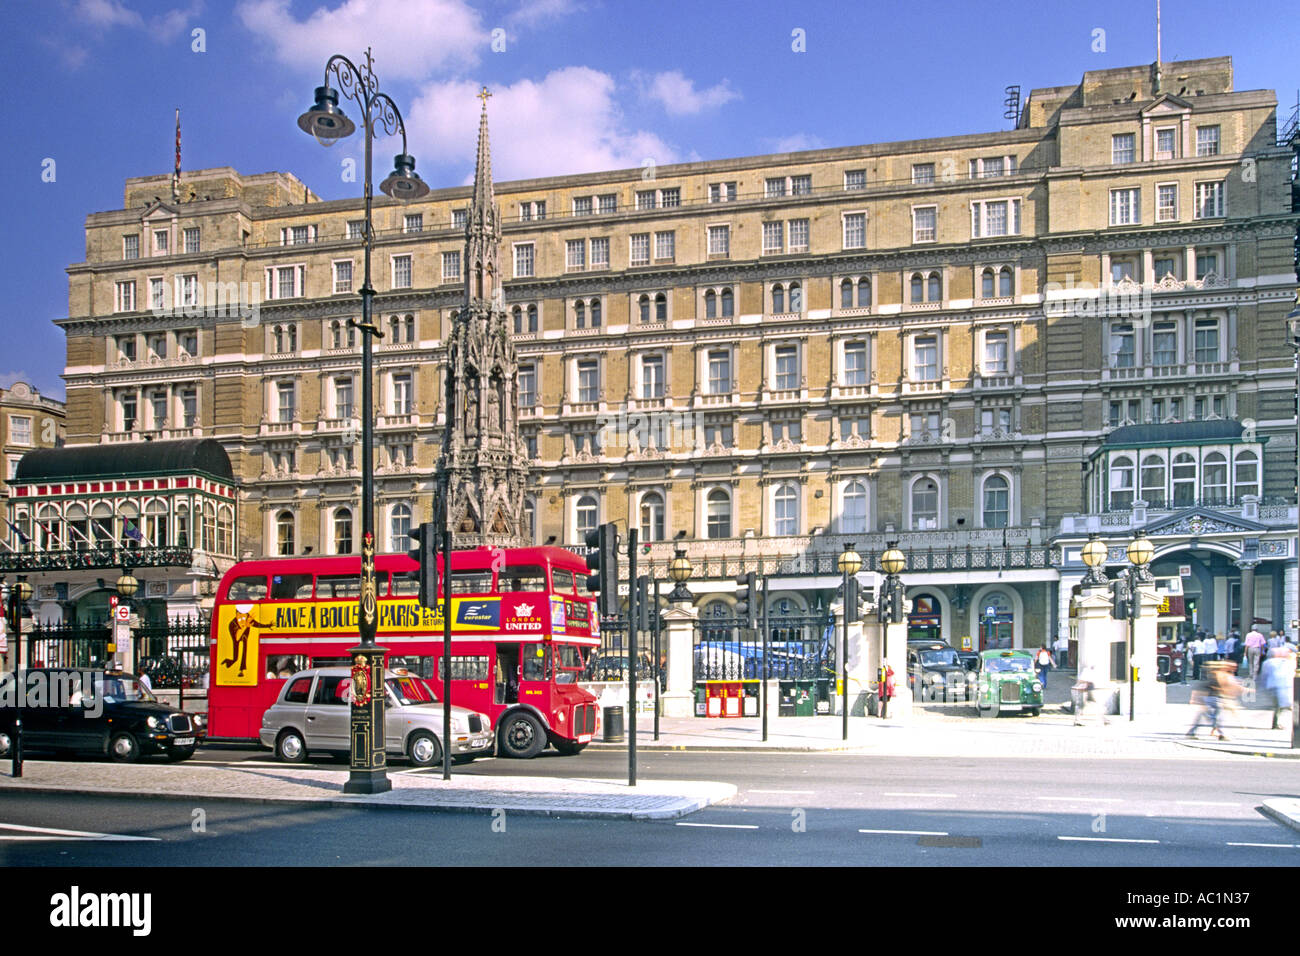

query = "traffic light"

[
  {"left": 890, "top": 582, "right": 905, "bottom": 624},
  {"left": 408, "top": 522, "right": 438, "bottom": 608},
  {"left": 844, "top": 576, "right": 860, "bottom": 624},
  {"left": 734, "top": 571, "right": 757, "bottom": 628},
  {"left": 636, "top": 575, "right": 651, "bottom": 632},
  {"left": 1110, "top": 577, "right": 1129, "bottom": 621},
  {"left": 584, "top": 523, "right": 619, "bottom": 618}
]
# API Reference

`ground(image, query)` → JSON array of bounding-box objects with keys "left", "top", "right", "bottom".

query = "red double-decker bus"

[{"left": 206, "top": 546, "right": 600, "bottom": 758}]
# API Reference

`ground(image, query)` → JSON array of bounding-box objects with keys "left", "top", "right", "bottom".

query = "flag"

[
  {"left": 5, "top": 519, "right": 29, "bottom": 545},
  {"left": 123, "top": 518, "right": 146, "bottom": 545},
  {"left": 171, "top": 107, "right": 181, "bottom": 202}
]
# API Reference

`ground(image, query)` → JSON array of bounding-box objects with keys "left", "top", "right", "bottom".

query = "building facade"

[
  {"left": 1, "top": 381, "right": 65, "bottom": 518},
  {"left": 23, "top": 55, "right": 1300, "bottom": 648}
]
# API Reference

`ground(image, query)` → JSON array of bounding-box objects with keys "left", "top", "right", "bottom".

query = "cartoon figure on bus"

[{"left": 223, "top": 603, "right": 272, "bottom": 678}]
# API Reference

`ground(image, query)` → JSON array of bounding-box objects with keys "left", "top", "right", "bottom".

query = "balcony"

[
  {"left": 1106, "top": 358, "right": 1239, "bottom": 382},
  {"left": 0, "top": 545, "right": 195, "bottom": 574}
]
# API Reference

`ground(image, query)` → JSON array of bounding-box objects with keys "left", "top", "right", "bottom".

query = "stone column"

[
  {"left": 1131, "top": 584, "right": 1166, "bottom": 714},
  {"left": 1074, "top": 585, "right": 1123, "bottom": 715},
  {"left": 1237, "top": 560, "right": 1258, "bottom": 632},
  {"left": 659, "top": 603, "right": 698, "bottom": 718},
  {"left": 831, "top": 602, "right": 873, "bottom": 717}
]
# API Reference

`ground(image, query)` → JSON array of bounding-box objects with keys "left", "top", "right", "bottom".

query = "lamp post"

[
  {"left": 1123, "top": 534, "right": 1155, "bottom": 721},
  {"left": 879, "top": 542, "right": 906, "bottom": 718},
  {"left": 1287, "top": 299, "right": 1300, "bottom": 646},
  {"left": 837, "top": 543, "right": 862, "bottom": 739},
  {"left": 1080, "top": 534, "right": 1109, "bottom": 587},
  {"left": 116, "top": 568, "right": 138, "bottom": 671},
  {"left": 297, "top": 48, "right": 429, "bottom": 796},
  {"left": 6, "top": 576, "right": 32, "bottom": 777},
  {"left": 667, "top": 548, "right": 693, "bottom": 603}
]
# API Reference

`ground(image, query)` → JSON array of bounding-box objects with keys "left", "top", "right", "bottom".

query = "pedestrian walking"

[
  {"left": 135, "top": 664, "right": 152, "bottom": 694},
  {"left": 878, "top": 663, "right": 896, "bottom": 719},
  {"left": 1260, "top": 647, "right": 1296, "bottom": 731},
  {"left": 1188, "top": 635, "right": 1204, "bottom": 681},
  {"left": 1053, "top": 634, "right": 1068, "bottom": 668},
  {"left": 1245, "top": 626, "right": 1267, "bottom": 678},
  {"left": 1203, "top": 633, "right": 1219, "bottom": 665},
  {"left": 1035, "top": 644, "right": 1053, "bottom": 691},
  {"left": 1186, "top": 664, "right": 1222, "bottom": 739},
  {"left": 1222, "top": 633, "right": 1237, "bottom": 670}
]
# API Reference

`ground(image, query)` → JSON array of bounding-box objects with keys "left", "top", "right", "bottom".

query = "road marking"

[
  {"left": 675, "top": 822, "right": 759, "bottom": 830},
  {"left": 1227, "top": 842, "right": 1299, "bottom": 848},
  {"left": 1175, "top": 800, "right": 1240, "bottom": 807},
  {"left": 1058, "top": 836, "right": 1158, "bottom": 844},
  {"left": 747, "top": 789, "right": 814, "bottom": 795},
  {"left": 883, "top": 792, "right": 957, "bottom": 798},
  {"left": 859, "top": 829, "right": 949, "bottom": 836},
  {"left": 1039, "top": 796, "right": 1123, "bottom": 803},
  {"left": 0, "top": 823, "right": 159, "bottom": 842}
]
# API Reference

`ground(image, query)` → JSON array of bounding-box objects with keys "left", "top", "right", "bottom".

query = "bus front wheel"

[{"left": 498, "top": 713, "right": 545, "bottom": 759}]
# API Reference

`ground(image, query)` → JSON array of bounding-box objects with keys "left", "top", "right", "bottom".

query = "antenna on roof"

[
  {"left": 1003, "top": 85, "right": 1021, "bottom": 128},
  {"left": 1154, "top": 0, "right": 1163, "bottom": 94}
]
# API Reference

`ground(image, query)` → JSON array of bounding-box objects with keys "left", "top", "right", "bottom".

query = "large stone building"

[{"left": 13, "top": 55, "right": 1300, "bottom": 653}]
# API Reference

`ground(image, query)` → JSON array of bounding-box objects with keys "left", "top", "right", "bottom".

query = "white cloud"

[
  {"left": 764, "top": 133, "right": 828, "bottom": 154},
  {"left": 506, "top": 0, "right": 582, "bottom": 29},
  {"left": 406, "top": 68, "right": 680, "bottom": 182},
  {"left": 636, "top": 70, "right": 739, "bottom": 116},
  {"left": 72, "top": 0, "right": 202, "bottom": 41},
  {"left": 75, "top": 0, "right": 144, "bottom": 29},
  {"left": 235, "top": 0, "right": 485, "bottom": 81}
]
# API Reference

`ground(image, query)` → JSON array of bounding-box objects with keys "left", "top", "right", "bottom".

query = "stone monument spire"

[{"left": 437, "top": 89, "right": 529, "bottom": 547}]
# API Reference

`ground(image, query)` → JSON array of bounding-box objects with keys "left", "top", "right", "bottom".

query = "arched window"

[
  {"left": 36, "top": 504, "right": 62, "bottom": 550},
  {"left": 910, "top": 273, "right": 924, "bottom": 303},
  {"left": 330, "top": 320, "right": 343, "bottom": 349},
  {"left": 91, "top": 503, "right": 114, "bottom": 546},
  {"left": 857, "top": 277, "right": 870, "bottom": 307},
  {"left": 639, "top": 492, "right": 665, "bottom": 542},
  {"left": 655, "top": 293, "right": 667, "bottom": 321},
  {"left": 390, "top": 503, "right": 412, "bottom": 552},
  {"left": 1172, "top": 453, "right": 1197, "bottom": 506},
  {"left": 842, "top": 481, "right": 868, "bottom": 534},
  {"left": 513, "top": 306, "right": 523, "bottom": 334},
  {"left": 772, "top": 284, "right": 785, "bottom": 315},
  {"left": 704, "top": 289, "right": 717, "bottom": 319},
  {"left": 575, "top": 300, "right": 586, "bottom": 328},
  {"left": 982, "top": 475, "right": 1009, "bottom": 528},
  {"left": 273, "top": 325, "right": 285, "bottom": 353},
  {"left": 203, "top": 501, "right": 217, "bottom": 552},
  {"left": 66, "top": 504, "right": 89, "bottom": 550},
  {"left": 998, "top": 267, "right": 1013, "bottom": 297},
  {"left": 276, "top": 511, "right": 294, "bottom": 556},
  {"left": 523, "top": 499, "right": 536, "bottom": 543},
  {"left": 840, "top": 278, "right": 853, "bottom": 309},
  {"left": 576, "top": 495, "right": 598, "bottom": 539},
  {"left": 911, "top": 478, "right": 939, "bottom": 530},
  {"left": 527, "top": 304, "right": 538, "bottom": 332},
  {"left": 1203, "top": 452, "right": 1228, "bottom": 503},
  {"left": 118, "top": 501, "right": 140, "bottom": 548},
  {"left": 1109, "top": 455, "right": 1135, "bottom": 509},
  {"left": 707, "top": 488, "right": 732, "bottom": 538},
  {"left": 590, "top": 299, "right": 601, "bottom": 327},
  {"left": 981, "top": 268, "right": 995, "bottom": 299},
  {"left": 217, "top": 504, "right": 234, "bottom": 555},
  {"left": 788, "top": 282, "right": 802, "bottom": 312},
  {"left": 774, "top": 483, "right": 799, "bottom": 536},
  {"left": 1234, "top": 450, "right": 1260, "bottom": 498},
  {"left": 927, "top": 272, "right": 941, "bottom": 302},
  {"left": 639, "top": 294, "right": 650, "bottom": 323},
  {"left": 388, "top": 316, "right": 400, "bottom": 340},
  {"left": 404, "top": 315, "right": 415, "bottom": 342},
  {"left": 174, "top": 503, "right": 189, "bottom": 549},
  {"left": 286, "top": 324, "right": 297, "bottom": 352},
  {"left": 334, "top": 507, "right": 353, "bottom": 554},
  {"left": 1141, "top": 455, "right": 1167, "bottom": 507},
  {"left": 721, "top": 288, "right": 734, "bottom": 317}
]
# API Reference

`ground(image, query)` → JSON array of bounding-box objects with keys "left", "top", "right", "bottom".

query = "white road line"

[
  {"left": 1227, "top": 842, "right": 1299, "bottom": 848},
  {"left": 1039, "top": 796, "right": 1124, "bottom": 803},
  {"left": 0, "top": 823, "right": 159, "bottom": 842},
  {"left": 1176, "top": 800, "right": 1241, "bottom": 807},
  {"left": 883, "top": 792, "right": 957, "bottom": 798},
  {"left": 747, "top": 789, "right": 814, "bottom": 795},
  {"left": 859, "top": 828, "right": 949, "bottom": 836},
  {"left": 675, "top": 822, "right": 759, "bottom": 830},
  {"left": 1058, "top": 836, "right": 1159, "bottom": 844}
]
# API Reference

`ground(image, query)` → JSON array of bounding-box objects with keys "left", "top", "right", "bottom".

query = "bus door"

[
  {"left": 495, "top": 644, "right": 520, "bottom": 705},
  {"left": 519, "top": 642, "right": 552, "bottom": 709}
]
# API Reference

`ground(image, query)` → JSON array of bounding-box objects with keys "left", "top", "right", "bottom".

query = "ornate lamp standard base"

[{"left": 344, "top": 644, "right": 391, "bottom": 795}]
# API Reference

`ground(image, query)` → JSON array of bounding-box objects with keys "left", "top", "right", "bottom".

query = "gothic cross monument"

[{"left": 436, "top": 90, "right": 530, "bottom": 547}]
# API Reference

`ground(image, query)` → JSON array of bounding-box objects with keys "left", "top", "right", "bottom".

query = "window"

[
  {"left": 519, "top": 200, "right": 546, "bottom": 221},
  {"left": 912, "top": 163, "right": 935, "bottom": 185},
  {"left": 654, "top": 293, "right": 667, "bottom": 322},
  {"left": 392, "top": 255, "right": 412, "bottom": 289},
  {"left": 703, "top": 422, "right": 733, "bottom": 448},
  {"left": 518, "top": 365, "right": 536, "bottom": 407},
  {"left": 329, "top": 320, "right": 355, "bottom": 350},
  {"left": 909, "top": 271, "right": 941, "bottom": 304},
  {"left": 1112, "top": 133, "right": 1136, "bottom": 164},
  {"left": 333, "top": 377, "right": 354, "bottom": 419},
  {"left": 636, "top": 189, "right": 657, "bottom": 210},
  {"left": 402, "top": 213, "right": 422, "bottom": 234},
  {"left": 1195, "top": 252, "right": 1220, "bottom": 280},
  {"left": 983, "top": 330, "right": 1009, "bottom": 374},
  {"left": 1172, "top": 453, "right": 1196, "bottom": 505},
  {"left": 981, "top": 266, "right": 1013, "bottom": 298},
  {"left": 791, "top": 175, "right": 811, "bottom": 195},
  {"left": 390, "top": 504, "right": 412, "bottom": 552},
  {"left": 706, "top": 489, "right": 731, "bottom": 538},
  {"left": 442, "top": 250, "right": 461, "bottom": 281},
  {"left": 708, "top": 182, "right": 737, "bottom": 203},
  {"left": 844, "top": 169, "right": 866, "bottom": 190},
  {"left": 333, "top": 260, "right": 353, "bottom": 294},
  {"left": 654, "top": 231, "right": 674, "bottom": 261},
  {"left": 843, "top": 212, "right": 866, "bottom": 249},
  {"left": 1109, "top": 456, "right": 1135, "bottom": 509},
  {"left": 785, "top": 219, "right": 808, "bottom": 253},
  {"left": 774, "top": 484, "right": 799, "bottom": 535},
  {"left": 980, "top": 407, "right": 1011, "bottom": 436},
  {"left": 639, "top": 493, "right": 665, "bottom": 542},
  {"left": 265, "top": 265, "right": 304, "bottom": 300},
  {"left": 1234, "top": 451, "right": 1259, "bottom": 499},
  {"left": 591, "top": 237, "right": 610, "bottom": 268},
  {"left": 148, "top": 333, "right": 167, "bottom": 360},
  {"left": 271, "top": 323, "right": 298, "bottom": 353},
  {"left": 576, "top": 496, "right": 599, "bottom": 538},
  {"left": 970, "top": 155, "right": 1016, "bottom": 178},
  {"left": 708, "top": 225, "right": 730, "bottom": 256},
  {"left": 912, "top": 206, "right": 936, "bottom": 243},
  {"left": 765, "top": 177, "right": 786, "bottom": 198},
  {"left": 114, "top": 281, "right": 135, "bottom": 313},
  {"left": 180, "top": 387, "right": 198, "bottom": 428},
  {"left": 153, "top": 229, "right": 169, "bottom": 254},
  {"left": 117, "top": 334, "right": 137, "bottom": 362},
  {"left": 9, "top": 415, "right": 32, "bottom": 446},
  {"left": 763, "top": 221, "right": 784, "bottom": 254},
  {"left": 707, "top": 350, "right": 731, "bottom": 393},
  {"left": 1111, "top": 324, "right": 1135, "bottom": 368},
  {"left": 913, "top": 335, "right": 939, "bottom": 381},
  {"left": 982, "top": 475, "right": 1009, "bottom": 528},
  {"left": 334, "top": 508, "right": 353, "bottom": 554},
  {"left": 1194, "top": 318, "right": 1220, "bottom": 363},
  {"left": 149, "top": 277, "right": 165, "bottom": 311},
  {"left": 1155, "top": 128, "right": 1177, "bottom": 160},
  {"left": 844, "top": 341, "right": 868, "bottom": 385},
  {"left": 566, "top": 239, "right": 586, "bottom": 270},
  {"left": 1194, "top": 181, "right": 1224, "bottom": 219},
  {"left": 577, "top": 360, "right": 599, "bottom": 402},
  {"left": 276, "top": 512, "right": 295, "bottom": 556},
  {"left": 120, "top": 391, "right": 137, "bottom": 431},
  {"left": 971, "top": 199, "right": 1021, "bottom": 237},
  {"left": 276, "top": 381, "right": 295, "bottom": 422},
  {"left": 911, "top": 479, "right": 939, "bottom": 530},
  {"left": 452, "top": 209, "right": 468, "bottom": 230},
  {"left": 281, "top": 225, "right": 315, "bottom": 246},
  {"left": 775, "top": 345, "right": 799, "bottom": 389},
  {"left": 1109, "top": 188, "right": 1140, "bottom": 226},
  {"left": 512, "top": 303, "right": 538, "bottom": 334},
  {"left": 598, "top": 194, "right": 617, "bottom": 214},
  {"left": 771, "top": 419, "right": 802, "bottom": 444},
  {"left": 842, "top": 481, "right": 868, "bottom": 534},
  {"left": 660, "top": 187, "right": 681, "bottom": 207},
  {"left": 513, "top": 243, "right": 534, "bottom": 278},
  {"left": 638, "top": 353, "right": 665, "bottom": 399},
  {"left": 573, "top": 196, "right": 593, "bottom": 217},
  {"left": 391, "top": 373, "right": 413, "bottom": 415},
  {"left": 1196, "top": 125, "right": 1220, "bottom": 156},
  {"left": 123, "top": 235, "right": 139, "bottom": 259},
  {"left": 176, "top": 273, "right": 198, "bottom": 307},
  {"left": 1141, "top": 455, "right": 1167, "bottom": 507},
  {"left": 630, "top": 233, "right": 651, "bottom": 266},
  {"left": 347, "top": 220, "right": 365, "bottom": 239},
  {"left": 1156, "top": 184, "right": 1179, "bottom": 222},
  {"left": 841, "top": 414, "right": 870, "bottom": 441},
  {"left": 1152, "top": 322, "right": 1178, "bottom": 366},
  {"left": 1153, "top": 256, "right": 1177, "bottom": 280},
  {"left": 1203, "top": 452, "right": 1228, "bottom": 502}
]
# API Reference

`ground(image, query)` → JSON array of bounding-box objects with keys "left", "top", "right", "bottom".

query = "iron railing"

[{"left": 0, "top": 545, "right": 194, "bottom": 573}]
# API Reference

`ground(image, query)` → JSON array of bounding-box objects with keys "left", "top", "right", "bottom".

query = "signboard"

[
  {"left": 960, "top": 635, "right": 972, "bottom": 651},
  {"left": 1179, "top": 565, "right": 1191, "bottom": 577},
  {"left": 115, "top": 605, "right": 130, "bottom": 623}
]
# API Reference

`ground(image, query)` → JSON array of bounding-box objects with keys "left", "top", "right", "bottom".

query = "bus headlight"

[{"left": 146, "top": 716, "right": 160, "bottom": 729}]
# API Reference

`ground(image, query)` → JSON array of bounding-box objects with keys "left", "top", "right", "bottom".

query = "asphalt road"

[{"left": 1, "top": 748, "right": 1297, "bottom": 867}]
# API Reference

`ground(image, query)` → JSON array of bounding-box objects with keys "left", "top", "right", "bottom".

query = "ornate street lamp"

[
  {"left": 1080, "top": 533, "right": 1109, "bottom": 587},
  {"left": 297, "top": 48, "right": 428, "bottom": 796},
  {"left": 877, "top": 542, "right": 906, "bottom": 719},
  {"left": 116, "top": 569, "right": 139, "bottom": 599},
  {"left": 1126, "top": 534, "right": 1155, "bottom": 584},
  {"left": 837, "top": 543, "right": 862, "bottom": 739},
  {"left": 1121, "top": 534, "right": 1155, "bottom": 721},
  {"left": 667, "top": 548, "right": 693, "bottom": 603}
]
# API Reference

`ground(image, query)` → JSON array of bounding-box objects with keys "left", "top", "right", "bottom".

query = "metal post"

[
  {"left": 652, "top": 577, "right": 660, "bottom": 742},
  {"left": 8, "top": 587, "right": 21, "bottom": 778},
  {"left": 761, "top": 572, "right": 769, "bottom": 743},
  {"left": 627, "top": 527, "right": 637, "bottom": 787},
  {"left": 842, "top": 565, "right": 849, "bottom": 741},
  {"left": 1128, "top": 570, "right": 1137, "bottom": 722},
  {"left": 441, "top": 477, "right": 452, "bottom": 781}
]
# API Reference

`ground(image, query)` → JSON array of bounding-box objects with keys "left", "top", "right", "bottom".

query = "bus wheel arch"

[{"left": 497, "top": 708, "right": 547, "bottom": 759}]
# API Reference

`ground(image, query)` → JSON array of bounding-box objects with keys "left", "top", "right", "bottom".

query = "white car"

[{"left": 259, "top": 666, "right": 493, "bottom": 766}]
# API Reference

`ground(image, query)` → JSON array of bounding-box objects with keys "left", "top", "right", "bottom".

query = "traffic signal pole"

[
  {"left": 761, "top": 573, "right": 769, "bottom": 743},
  {"left": 627, "top": 527, "right": 637, "bottom": 787}
]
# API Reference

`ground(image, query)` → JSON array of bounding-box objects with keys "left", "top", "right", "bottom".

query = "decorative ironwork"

[
  {"left": 690, "top": 614, "right": 836, "bottom": 684},
  {"left": 0, "top": 546, "right": 193, "bottom": 573}
]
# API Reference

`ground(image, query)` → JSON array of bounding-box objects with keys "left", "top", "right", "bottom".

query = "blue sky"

[{"left": 0, "top": 0, "right": 1296, "bottom": 401}]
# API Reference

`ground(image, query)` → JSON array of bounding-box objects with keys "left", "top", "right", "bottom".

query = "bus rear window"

[
  {"left": 317, "top": 575, "right": 360, "bottom": 598},
  {"left": 498, "top": 564, "right": 547, "bottom": 592},
  {"left": 227, "top": 576, "right": 268, "bottom": 601},
  {"left": 551, "top": 569, "right": 575, "bottom": 593},
  {"left": 449, "top": 570, "right": 494, "bottom": 594},
  {"left": 271, "top": 574, "right": 314, "bottom": 599},
  {"left": 391, "top": 574, "right": 419, "bottom": 597}
]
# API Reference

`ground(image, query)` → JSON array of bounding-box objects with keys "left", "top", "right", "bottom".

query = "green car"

[{"left": 975, "top": 650, "right": 1043, "bottom": 717}]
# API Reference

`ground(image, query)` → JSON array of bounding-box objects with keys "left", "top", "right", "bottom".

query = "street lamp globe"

[
  {"left": 880, "top": 543, "right": 906, "bottom": 576},
  {"left": 837, "top": 543, "right": 862, "bottom": 576},
  {"left": 297, "top": 86, "right": 356, "bottom": 140},
  {"left": 1126, "top": 535, "right": 1155, "bottom": 567},
  {"left": 116, "top": 571, "right": 139, "bottom": 599},
  {"left": 667, "top": 548, "right": 693, "bottom": 603},
  {"left": 379, "top": 153, "right": 430, "bottom": 200},
  {"left": 1081, "top": 535, "right": 1108, "bottom": 568},
  {"left": 16, "top": 579, "right": 33, "bottom": 603}
]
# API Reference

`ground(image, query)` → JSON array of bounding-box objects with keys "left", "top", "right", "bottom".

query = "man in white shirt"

[{"left": 1188, "top": 636, "right": 1204, "bottom": 680}]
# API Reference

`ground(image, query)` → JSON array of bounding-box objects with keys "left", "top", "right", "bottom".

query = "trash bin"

[
  {"left": 694, "top": 683, "right": 706, "bottom": 716},
  {"left": 778, "top": 680, "right": 796, "bottom": 717},
  {"left": 793, "top": 680, "right": 815, "bottom": 716},
  {"left": 603, "top": 706, "right": 624, "bottom": 742}
]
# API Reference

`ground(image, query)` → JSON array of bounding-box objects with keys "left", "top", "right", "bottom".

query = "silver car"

[{"left": 258, "top": 667, "right": 493, "bottom": 766}]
